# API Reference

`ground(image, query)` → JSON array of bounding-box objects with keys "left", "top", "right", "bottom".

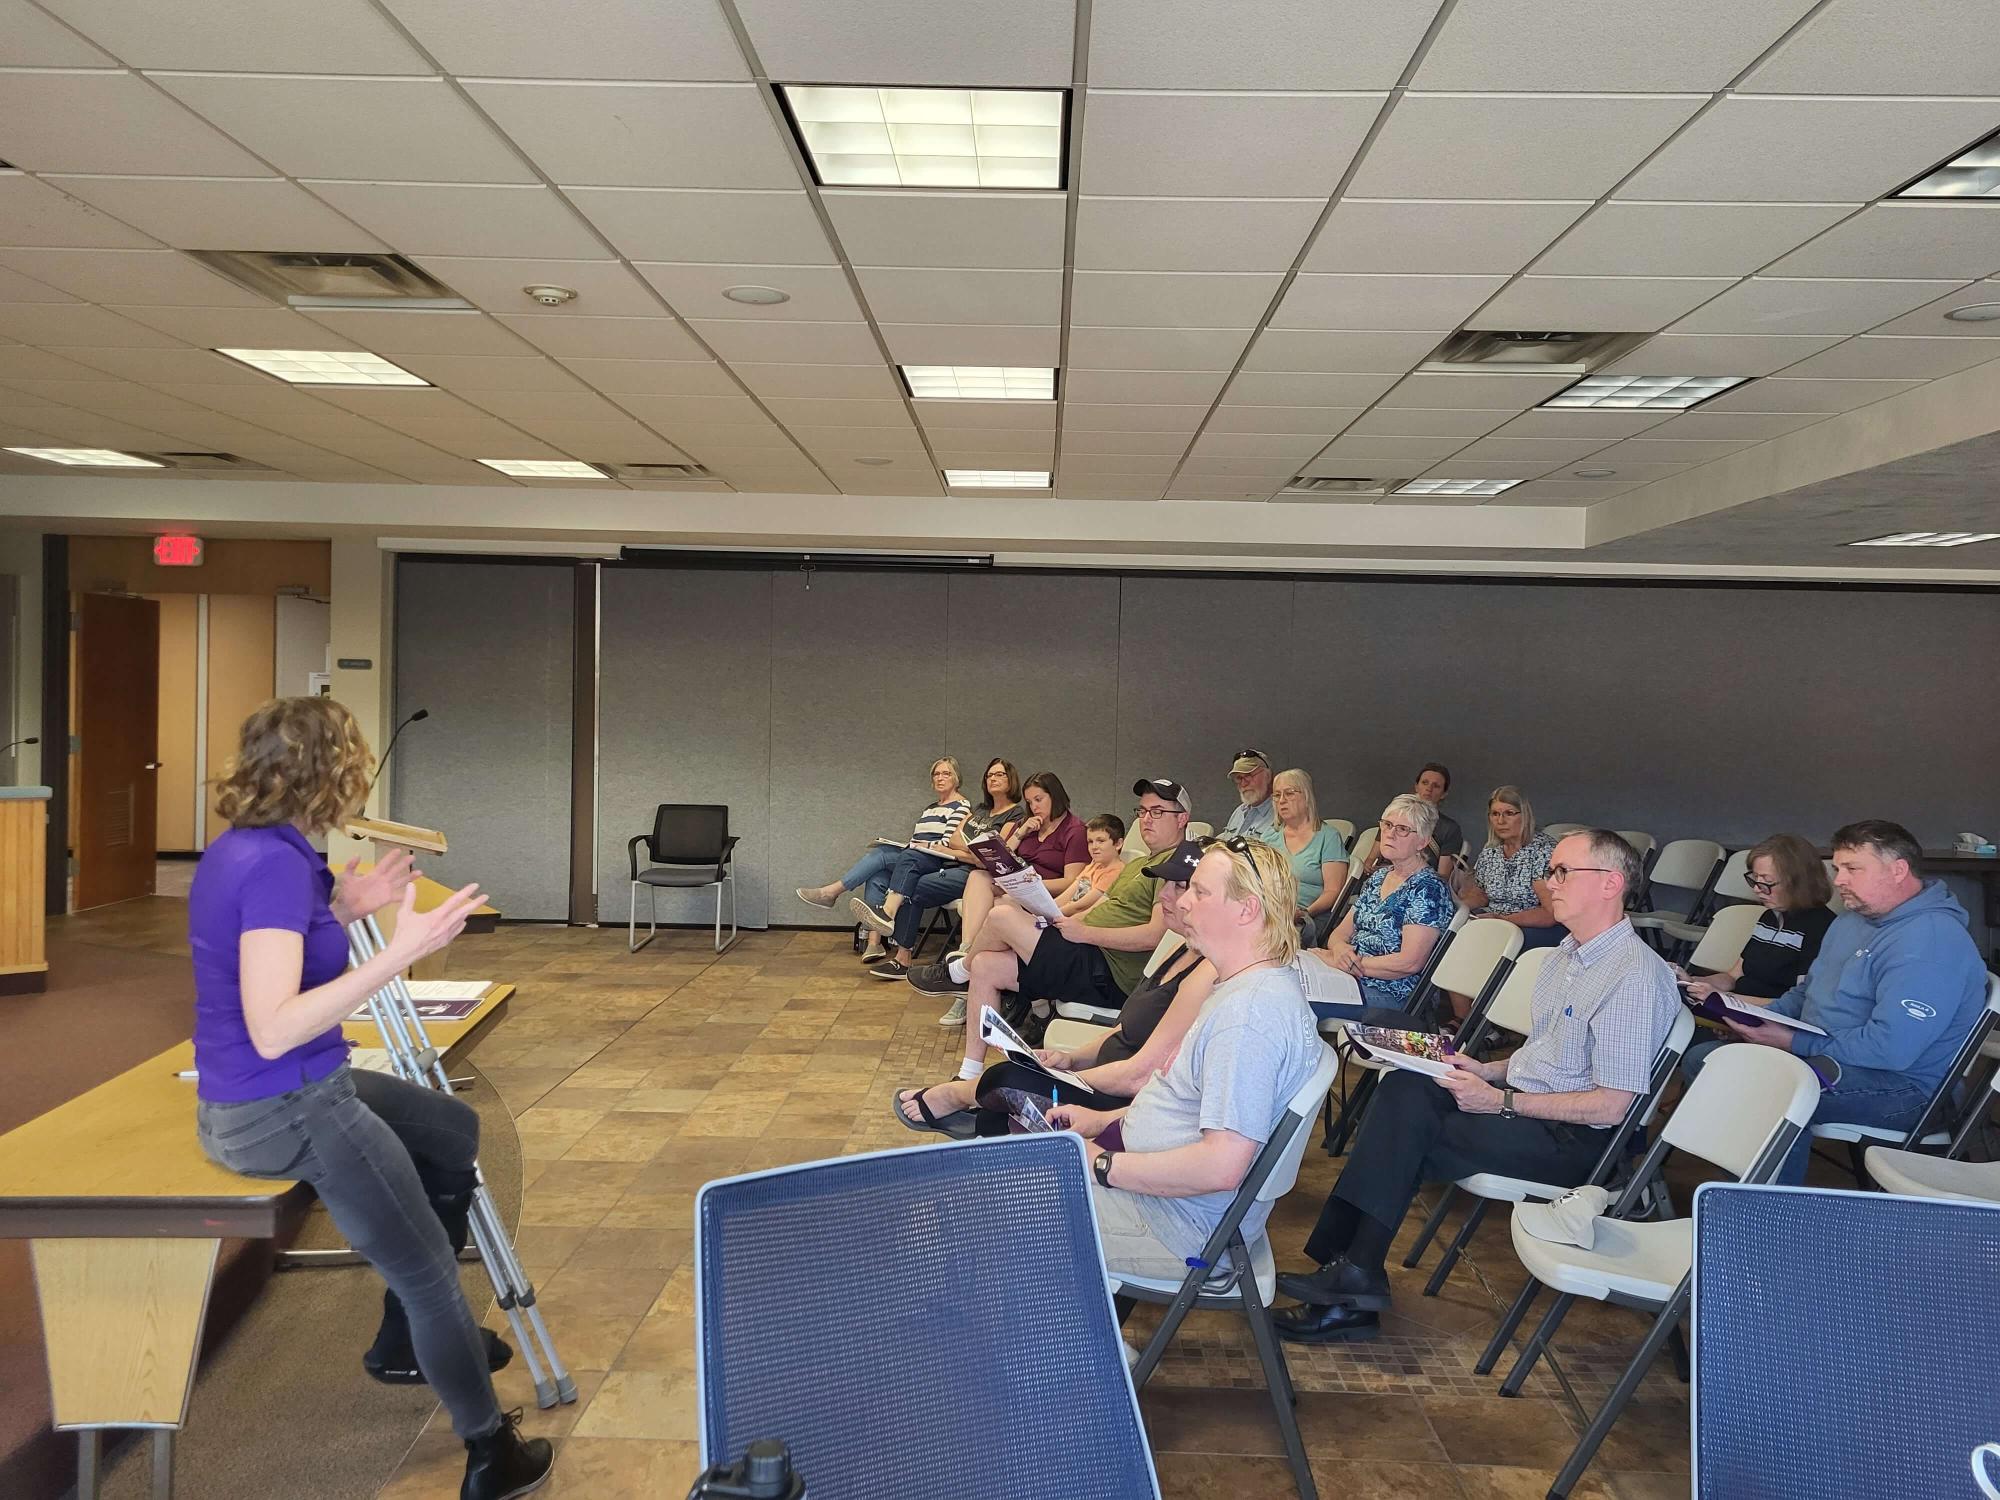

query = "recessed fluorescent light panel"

[
  {"left": 1848, "top": 531, "right": 2000, "bottom": 548},
  {"left": 1395, "top": 478, "right": 1520, "bottom": 497},
  {"left": 215, "top": 348, "right": 430, "bottom": 386},
  {"left": 5, "top": 446, "right": 164, "bottom": 468},
  {"left": 943, "top": 469, "right": 1052, "bottom": 489},
  {"left": 901, "top": 365, "right": 1055, "bottom": 400},
  {"left": 1543, "top": 375, "right": 1748, "bottom": 411},
  {"left": 1896, "top": 128, "right": 2000, "bottom": 198},
  {"left": 780, "top": 85, "right": 1067, "bottom": 188},
  {"left": 478, "top": 459, "right": 609, "bottom": 479}
]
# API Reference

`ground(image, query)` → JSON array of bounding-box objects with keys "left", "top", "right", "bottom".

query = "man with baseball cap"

[
  {"left": 896, "top": 778, "right": 1191, "bottom": 1134},
  {"left": 1221, "top": 749, "right": 1276, "bottom": 838}
]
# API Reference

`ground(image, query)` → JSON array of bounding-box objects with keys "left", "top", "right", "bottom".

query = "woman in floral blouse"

[
  {"left": 1460, "top": 785, "right": 1563, "bottom": 950},
  {"left": 1316, "top": 794, "right": 1455, "bottom": 1008}
]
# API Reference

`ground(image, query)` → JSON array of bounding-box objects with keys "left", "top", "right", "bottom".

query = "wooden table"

[
  {"left": 0, "top": 983, "right": 511, "bottom": 1498},
  {"left": 0, "top": 787, "right": 51, "bottom": 996}
]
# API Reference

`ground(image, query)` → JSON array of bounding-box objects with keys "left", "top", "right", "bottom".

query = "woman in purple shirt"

[{"left": 189, "top": 698, "right": 551, "bottom": 1500}]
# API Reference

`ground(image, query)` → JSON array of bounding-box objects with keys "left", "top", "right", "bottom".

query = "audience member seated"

[
  {"left": 1046, "top": 839, "right": 1323, "bottom": 1281},
  {"left": 873, "top": 771, "right": 1089, "bottom": 983},
  {"left": 1054, "top": 815, "right": 1128, "bottom": 918},
  {"left": 795, "top": 756, "right": 971, "bottom": 959},
  {"left": 1265, "top": 768, "right": 1349, "bottom": 947},
  {"left": 1461, "top": 785, "right": 1562, "bottom": 949},
  {"left": 1677, "top": 833, "right": 1834, "bottom": 1000},
  {"left": 1315, "top": 794, "right": 1455, "bottom": 1010},
  {"left": 1413, "top": 761, "right": 1464, "bottom": 881},
  {"left": 1274, "top": 829, "right": 1678, "bottom": 1343},
  {"left": 1221, "top": 748, "right": 1276, "bottom": 837},
  {"left": 1682, "top": 819, "right": 1988, "bottom": 1185},
  {"left": 895, "top": 779, "right": 1191, "bottom": 1112},
  {"left": 901, "top": 841, "right": 1216, "bottom": 1138}
]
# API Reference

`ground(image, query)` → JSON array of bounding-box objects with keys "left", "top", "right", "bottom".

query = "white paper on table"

[
  {"left": 347, "top": 1048, "right": 400, "bottom": 1075},
  {"left": 979, "top": 1006, "right": 1089, "bottom": 1090},
  {"left": 404, "top": 979, "right": 491, "bottom": 1000}
]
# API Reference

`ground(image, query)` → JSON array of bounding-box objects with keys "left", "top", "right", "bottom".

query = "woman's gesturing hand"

[
  {"left": 335, "top": 848, "right": 418, "bottom": 923},
  {"left": 385, "top": 881, "right": 485, "bottom": 967}
]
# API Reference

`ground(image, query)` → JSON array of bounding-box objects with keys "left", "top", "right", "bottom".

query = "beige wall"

[
  {"left": 0, "top": 531, "right": 43, "bottom": 789},
  {"left": 149, "top": 594, "right": 199, "bottom": 852},
  {"left": 69, "top": 536, "right": 329, "bottom": 597},
  {"left": 202, "top": 596, "right": 275, "bottom": 845},
  {"left": 326, "top": 542, "right": 391, "bottom": 869}
]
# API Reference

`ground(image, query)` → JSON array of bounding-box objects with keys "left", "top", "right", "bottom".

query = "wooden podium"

[
  {"left": 340, "top": 816, "right": 499, "bottom": 976},
  {"left": 2, "top": 787, "right": 50, "bottom": 995}
]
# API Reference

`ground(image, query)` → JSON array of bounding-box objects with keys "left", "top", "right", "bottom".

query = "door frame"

[{"left": 38, "top": 535, "right": 66, "bottom": 917}]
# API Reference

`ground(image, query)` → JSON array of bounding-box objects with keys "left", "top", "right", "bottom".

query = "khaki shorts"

[{"left": 1091, "top": 1184, "right": 1191, "bottom": 1281}]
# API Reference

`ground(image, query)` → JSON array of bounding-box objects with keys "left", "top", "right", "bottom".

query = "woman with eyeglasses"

[
  {"left": 1267, "top": 768, "right": 1349, "bottom": 947},
  {"left": 1314, "top": 794, "right": 1455, "bottom": 1008},
  {"left": 1460, "top": 785, "right": 1563, "bottom": 951},
  {"left": 1680, "top": 833, "right": 1835, "bottom": 1001}
]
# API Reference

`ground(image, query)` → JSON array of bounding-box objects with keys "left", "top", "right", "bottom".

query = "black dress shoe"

[
  {"left": 1272, "top": 1301, "right": 1381, "bottom": 1344},
  {"left": 1274, "top": 1255, "right": 1392, "bottom": 1310},
  {"left": 461, "top": 1409, "right": 553, "bottom": 1500}
]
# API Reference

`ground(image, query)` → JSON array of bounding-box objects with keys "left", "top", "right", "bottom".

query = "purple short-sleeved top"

[{"left": 189, "top": 823, "right": 351, "bottom": 1103}]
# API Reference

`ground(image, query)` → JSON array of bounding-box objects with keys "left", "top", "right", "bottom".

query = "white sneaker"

[
  {"left": 936, "top": 996, "right": 967, "bottom": 1027},
  {"left": 1122, "top": 1339, "right": 1142, "bottom": 1371},
  {"left": 796, "top": 886, "right": 838, "bottom": 909}
]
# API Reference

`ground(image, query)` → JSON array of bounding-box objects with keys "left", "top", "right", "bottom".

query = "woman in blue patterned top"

[
  {"left": 1461, "top": 785, "right": 1563, "bottom": 951},
  {"left": 1315, "top": 794, "right": 1454, "bottom": 1007}
]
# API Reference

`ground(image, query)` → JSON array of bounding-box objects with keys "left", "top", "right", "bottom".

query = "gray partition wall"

[{"left": 393, "top": 559, "right": 575, "bottom": 920}]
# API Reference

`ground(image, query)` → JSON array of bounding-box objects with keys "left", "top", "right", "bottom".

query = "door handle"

[{"left": 144, "top": 762, "right": 162, "bottom": 771}]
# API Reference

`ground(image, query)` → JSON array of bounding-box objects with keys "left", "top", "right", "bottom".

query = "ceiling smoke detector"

[
  {"left": 1943, "top": 301, "right": 2000, "bottom": 323},
  {"left": 523, "top": 285, "right": 578, "bottom": 307},
  {"left": 721, "top": 285, "right": 790, "bottom": 306}
]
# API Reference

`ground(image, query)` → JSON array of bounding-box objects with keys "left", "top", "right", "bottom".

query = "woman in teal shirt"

[{"left": 1265, "top": 768, "right": 1349, "bottom": 945}]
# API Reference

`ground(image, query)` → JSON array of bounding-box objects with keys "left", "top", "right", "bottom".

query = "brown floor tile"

[
  {"left": 1143, "top": 1387, "right": 1291, "bottom": 1456},
  {"left": 539, "top": 1263, "right": 673, "bottom": 1317},
  {"left": 1420, "top": 1394, "right": 1582, "bottom": 1470},
  {"left": 614, "top": 1311, "right": 696, "bottom": 1375},
  {"left": 1309, "top": 1458, "right": 1471, "bottom": 1498},
  {"left": 571, "top": 1369, "right": 701, "bottom": 1441},
  {"left": 1455, "top": 1464, "right": 1617, "bottom": 1499},
  {"left": 546, "top": 1436, "right": 703, "bottom": 1497},
  {"left": 1295, "top": 1391, "right": 1447, "bottom": 1463},
  {"left": 1155, "top": 1452, "right": 1307, "bottom": 1498}
]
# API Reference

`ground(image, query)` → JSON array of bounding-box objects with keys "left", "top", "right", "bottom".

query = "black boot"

[
  {"left": 365, "top": 1173, "right": 513, "bottom": 1384},
  {"left": 461, "top": 1409, "right": 553, "bottom": 1500}
]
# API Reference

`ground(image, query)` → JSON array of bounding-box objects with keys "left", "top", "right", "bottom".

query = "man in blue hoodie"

[{"left": 1687, "top": 819, "right": 1990, "bottom": 1184}]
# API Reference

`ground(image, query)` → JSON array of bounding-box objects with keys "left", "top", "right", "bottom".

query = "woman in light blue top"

[{"left": 1264, "top": 768, "right": 1349, "bottom": 945}]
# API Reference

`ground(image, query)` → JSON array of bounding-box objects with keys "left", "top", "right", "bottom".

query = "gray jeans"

[{"left": 196, "top": 1066, "right": 503, "bottom": 1439}]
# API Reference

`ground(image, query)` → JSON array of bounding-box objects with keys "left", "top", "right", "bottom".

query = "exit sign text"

[{"left": 153, "top": 535, "right": 204, "bottom": 567}]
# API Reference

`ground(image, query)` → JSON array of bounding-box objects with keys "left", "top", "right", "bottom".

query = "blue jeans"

[
  {"left": 891, "top": 865, "right": 972, "bottom": 951},
  {"left": 1682, "top": 1038, "right": 1932, "bottom": 1186},
  {"left": 838, "top": 845, "right": 901, "bottom": 906}
]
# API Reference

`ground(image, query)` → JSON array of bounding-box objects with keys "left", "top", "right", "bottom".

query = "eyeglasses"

[
  {"left": 1546, "top": 864, "right": 1615, "bottom": 885},
  {"left": 1745, "top": 876, "right": 1780, "bottom": 893},
  {"left": 1134, "top": 804, "right": 1182, "bottom": 821},
  {"left": 1380, "top": 821, "right": 1419, "bottom": 839}
]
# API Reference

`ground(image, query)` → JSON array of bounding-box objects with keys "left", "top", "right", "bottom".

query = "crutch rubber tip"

[
  {"left": 533, "top": 1379, "right": 558, "bottom": 1409},
  {"left": 555, "top": 1375, "right": 578, "bottom": 1403}
]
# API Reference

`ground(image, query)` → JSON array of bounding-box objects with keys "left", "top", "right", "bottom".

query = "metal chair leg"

[
  {"left": 629, "top": 880, "right": 657, "bottom": 952},
  {"left": 1546, "top": 1289, "right": 1688, "bottom": 1500},
  {"left": 1403, "top": 1186, "right": 1456, "bottom": 1267},
  {"left": 1477, "top": 1278, "right": 1541, "bottom": 1375},
  {"left": 1422, "top": 1196, "right": 1490, "bottom": 1298},
  {"left": 1242, "top": 1276, "right": 1320, "bottom": 1500},
  {"left": 1500, "top": 1290, "right": 1576, "bottom": 1397}
]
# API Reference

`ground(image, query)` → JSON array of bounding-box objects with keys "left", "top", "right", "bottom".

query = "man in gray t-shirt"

[{"left": 1049, "top": 839, "right": 1324, "bottom": 1279}]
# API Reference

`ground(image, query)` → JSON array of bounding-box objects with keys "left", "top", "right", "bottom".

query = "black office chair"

[{"left": 628, "top": 803, "right": 738, "bottom": 954}]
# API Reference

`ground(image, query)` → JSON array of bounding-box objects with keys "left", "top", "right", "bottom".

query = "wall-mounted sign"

[
  {"left": 152, "top": 534, "right": 204, "bottom": 567},
  {"left": 336, "top": 657, "right": 373, "bottom": 670}
]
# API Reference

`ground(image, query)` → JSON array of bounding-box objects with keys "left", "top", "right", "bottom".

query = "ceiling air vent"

[
  {"left": 600, "top": 462, "right": 713, "bottom": 481},
  {"left": 1282, "top": 477, "right": 1389, "bottom": 494},
  {"left": 1430, "top": 330, "right": 1649, "bottom": 371},
  {"left": 148, "top": 451, "right": 275, "bottom": 472},
  {"left": 186, "top": 251, "right": 469, "bottom": 310}
]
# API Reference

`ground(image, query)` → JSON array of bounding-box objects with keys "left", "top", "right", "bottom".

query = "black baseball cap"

[
  {"left": 1154, "top": 838, "right": 1205, "bottom": 884},
  {"left": 1132, "top": 777, "right": 1193, "bottom": 816}
]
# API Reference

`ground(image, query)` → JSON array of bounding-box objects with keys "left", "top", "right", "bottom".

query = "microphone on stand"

[
  {"left": 364, "top": 710, "right": 428, "bottom": 811},
  {"left": 1, "top": 736, "right": 39, "bottom": 756}
]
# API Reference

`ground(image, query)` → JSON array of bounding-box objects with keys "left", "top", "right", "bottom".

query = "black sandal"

[{"left": 894, "top": 1086, "right": 976, "bottom": 1139}]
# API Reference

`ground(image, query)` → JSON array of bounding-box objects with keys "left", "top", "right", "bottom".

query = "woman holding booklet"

[{"left": 1678, "top": 833, "right": 1835, "bottom": 1001}]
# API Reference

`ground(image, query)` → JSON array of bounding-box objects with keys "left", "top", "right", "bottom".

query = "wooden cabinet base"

[{"left": 0, "top": 966, "right": 49, "bottom": 996}]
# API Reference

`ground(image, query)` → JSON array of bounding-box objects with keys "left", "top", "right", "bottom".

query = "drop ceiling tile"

[
  {"left": 1634, "top": 410, "right": 1831, "bottom": 440},
  {"left": 49, "top": 348, "right": 270, "bottom": 387},
  {"left": 0, "top": 346, "right": 123, "bottom": 379},
  {"left": 518, "top": 420, "right": 691, "bottom": 461},
  {"left": 687, "top": 318, "right": 884, "bottom": 364},
  {"left": 456, "top": 389, "right": 630, "bottom": 424},
  {"left": 1413, "top": 1, "right": 1814, "bottom": 90},
  {"left": 1741, "top": 0, "right": 1999, "bottom": 96},
  {"left": 565, "top": 189, "right": 834, "bottom": 265},
  {"left": 1071, "top": 271, "right": 1283, "bottom": 330},
  {"left": 1182, "top": 431, "right": 1326, "bottom": 459},
  {"left": 924, "top": 434, "right": 1053, "bottom": 460},
  {"left": 764, "top": 396, "right": 912, "bottom": 427},
  {"left": 637, "top": 263, "right": 863, "bottom": 323},
  {"left": 1700, "top": 376, "right": 1923, "bottom": 413},
  {"left": 111, "top": 302, "right": 353, "bottom": 348},
  {"left": 1206, "top": 405, "right": 1363, "bottom": 435},
  {"left": 11, "top": 377, "right": 202, "bottom": 415},
  {"left": 1303, "top": 199, "right": 1589, "bottom": 276},
  {"left": 1063, "top": 369, "right": 1231, "bottom": 405},
  {"left": 159, "top": 381, "right": 352, "bottom": 416},
  {"left": 48, "top": 175, "right": 383, "bottom": 251},
  {"left": 1056, "top": 453, "right": 1179, "bottom": 475},
  {"left": 909, "top": 398, "right": 1053, "bottom": 430},
  {"left": 412, "top": 258, "right": 657, "bottom": 319},
  {"left": 1059, "top": 429, "right": 1195, "bottom": 455},
  {"left": 853, "top": 268, "right": 1062, "bottom": 326},
  {"left": 396, "top": 353, "right": 592, "bottom": 391},
  {"left": 1074, "top": 198, "right": 1323, "bottom": 273},
  {"left": 0, "top": 174, "right": 162, "bottom": 248},
  {"left": 1094, "top": 0, "right": 1440, "bottom": 87},
  {"left": 732, "top": 0, "right": 1073, "bottom": 85},
  {"left": 0, "top": 73, "right": 269, "bottom": 176},
  {"left": 1669, "top": 277, "right": 1964, "bottom": 335},
  {"left": 1377, "top": 369, "right": 1576, "bottom": 409},
  {"left": 1532, "top": 202, "right": 1857, "bottom": 277},
  {"left": 0, "top": 411, "right": 192, "bottom": 447},
  {"left": 1223, "top": 371, "right": 1401, "bottom": 406},
  {"left": 309, "top": 388, "right": 492, "bottom": 423},
  {"left": 0, "top": 247, "right": 264, "bottom": 306},
  {"left": 1765, "top": 204, "right": 2000, "bottom": 280},
  {"left": 1484, "top": 479, "right": 1635, "bottom": 505},
  {"left": 154, "top": 74, "right": 531, "bottom": 183},
  {"left": 555, "top": 358, "right": 737, "bottom": 395},
  {"left": 730, "top": 363, "right": 897, "bottom": 398},
  {"left": 1775, "top": 335, "right": 2000, "bottom": 380},
  {"left": 1082, "top": 91, "right": 1383, "bottom": 198},
  {"left": 1349, "top": 94, "right": 1705, "bottom": 199},
  {"left": 1453, "top": 436, "right": 1621, "bottom": 463},
  {"left": 1410, "top": 458, "right": 1567, "bottom": 481},
  {"left": 40, "top": 0, "right": 428, "bottom": 70},
  {"left": 1344, "top": 407, "right": 1511, "bottom": 438},
  {"left": 0, "top": 263, "right": 79, "bottom": 301},
  {"left": 465, "top": 80, "right": 797, "bottom": 189},
  {"left": 1590, "top": 437, "right": 1758, "bottom": 463},
  {"left": 1241, "top": 329, "right": 1444, "bottom": 372},
  {"left": 1596, "top": 332, "right": 1844, "bottom": 377},
  {"left": 876, "top": 323, "right": 1061, "bottom": 366},
  {"left": 378, "top": 0, "right": 749, "bottom": 81},
  {"left": 303, "top": 308, "right": 536, "bottom": 357},
  {"left": 825, "top": 192, "right": 1065, "bottom": 270},
  {"left": 1488, "top": 408, "right": 1672, "bottom": 439},
  {"left": 1061, "top": 403, "right": 1208, "bottom": 433},
  {"left": 306, "top": 182, "right": 605, "bottom": 259},
  {"left": 493, "top": 314, "right": 707, "bottom": 362},
  {"left": 0, "top": 301, "right": 188, "bottom": 347},
  {"left": 1057, "top": 480, "right": 1167, "bottom": 500},
  {"left": 1470, "top": 276, "right": 1736, "bottom": 333},
  {"left": 0, "top": 0, "right": 114, "bottom": 65},
  {"left": 787, "top": 425, "right": 925, "bottom": 454},
  {"left": 1274, "top": 274, "right": 1509, "bottom": 331},
  {"left": 1864, "top": 280, "right": 2000, "bottom": 337},
  {"left": 603, "top": 394, "right": 776, "bottom": 429},
  {"left": 1617, "top": 97, "right": 2000, "bottom": 202},
  {"left": 1310, "top": 434, "right": 1468, "bottom": 465}
]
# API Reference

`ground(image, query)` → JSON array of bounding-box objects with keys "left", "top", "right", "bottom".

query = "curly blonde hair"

[{"left": 212, "top": 697, "right": 374, "bottom": 835}]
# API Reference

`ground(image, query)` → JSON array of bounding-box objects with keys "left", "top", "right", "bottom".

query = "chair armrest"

[{"left": 628, "top": 834, "right": 649, "bottom": 881}]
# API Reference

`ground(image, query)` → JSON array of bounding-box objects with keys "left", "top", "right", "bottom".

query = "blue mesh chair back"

[
  {"left": 695, "top": 1135, "right": 1160, "bottom": 1500},
  {"left": 651, "top": 802, "right": 729, "bottom": 866},
  {"left": 1693, "top": 1182, "right": 2000, "bottom": 1499}
]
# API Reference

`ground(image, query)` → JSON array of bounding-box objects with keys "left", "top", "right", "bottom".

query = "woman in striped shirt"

[{"left": 794, "top": 757, "right": 972, "bottom": 953}]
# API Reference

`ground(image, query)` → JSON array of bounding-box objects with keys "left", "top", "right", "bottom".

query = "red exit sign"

[{"left": 153, "top": 535, "right": 204, "bottom": 568}]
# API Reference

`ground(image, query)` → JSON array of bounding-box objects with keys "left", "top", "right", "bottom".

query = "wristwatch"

[
  {"left": 1500, "top": 1088, "right": 1518, "bottom": 1120},
  {"left": 1092, "top": 1148, "right": 1118, "bottom": 1188}
]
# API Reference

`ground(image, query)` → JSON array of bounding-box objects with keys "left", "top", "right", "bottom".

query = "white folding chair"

[
  {"left": 1542, "top": 823, "right": 1585, "bottom": 839},
  {"left": 1478, "top": 1044, "right": 1822, "bottom": 1499},
  {"left": 1615, "top": 830, "right": 1657, "bottom": 871},
  {"left": 1120, "top": 1042, "right": 1339, "bottom": 1500},
  {"left": 1054, "top": 931, "right": 1184, "bottom": 1029},
  {"left": 1651, "top": 849, "right": 1756, "bottom": 947},
  {"left": 1867, "top": 1047, "right": 2000, "bottom": 1203},
  {"left": 1627, "top": 839, "right": 1725, "bottom": 935},
  {"left": 1324, "top": 817, "right": 1356, "bottom": 845},
  {"left": 1679, "top": 901, "right": 1764, "bottom": 976}
]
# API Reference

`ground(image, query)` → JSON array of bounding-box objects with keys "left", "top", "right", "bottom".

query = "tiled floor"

[{"left": 342, "top": 921, "right": 1698, "bottom": 1500}]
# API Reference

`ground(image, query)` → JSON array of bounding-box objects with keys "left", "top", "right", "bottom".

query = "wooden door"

[{"left": 75, "top": 593, "right": 160, "bottom": 909}]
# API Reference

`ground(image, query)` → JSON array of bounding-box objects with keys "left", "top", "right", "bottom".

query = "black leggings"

[{"left": 972, "top": 1059, "right": 1130, "bottom": 1137}]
